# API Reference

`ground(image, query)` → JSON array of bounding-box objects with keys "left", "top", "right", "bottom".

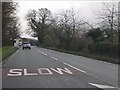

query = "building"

[{"left": 14, "top": 37, "right": 22, "bottom": 47}]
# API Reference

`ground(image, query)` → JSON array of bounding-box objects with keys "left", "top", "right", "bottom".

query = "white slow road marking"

[
  {"left": 63, "top": 62, "right": 87, "bottom": 73},
  {"left": 35, "top": 49, "right": 47, "bottom": 56},
  {"left": 7, "top": 68, "right": 73, "bottom": 76},
  {"left": 89, "top": 83, "right": 117, "bottom": 89},
  {"left": 51, "top": 56, "right": 58, "bottom": 61},
  {"left": 38, "top": 68, "right": 53, "bottom": 75},
  {"left": 50, "top": 68, "right": 73, "bottom": 74}
]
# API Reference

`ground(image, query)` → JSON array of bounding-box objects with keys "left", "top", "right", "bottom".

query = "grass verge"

[
  {"left": 45, "top": 47, "right": 119, "bottom": 64},
  {"left": 2, "top": 46, "right": 18, "bottom": 62}
]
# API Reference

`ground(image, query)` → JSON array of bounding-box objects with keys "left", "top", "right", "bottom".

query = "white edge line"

[
  {"left": 89, "top": 83, "right": 117, "bottom": 88},
  {"left": 63, "top": 62, "right": 87, "bottom": 73},
  {"left": 14, "top": 49, "right": 20, "bottom": 55},
  {"left": 51, "top": 56, "right": 58, "bottom": 61}
]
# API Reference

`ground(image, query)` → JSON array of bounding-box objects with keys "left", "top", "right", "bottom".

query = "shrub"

[{"left": 88, "top": 42, "right": 118, "bottom": 58}]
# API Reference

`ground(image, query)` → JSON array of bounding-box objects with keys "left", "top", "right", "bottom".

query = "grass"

[
  {"left": 45, "top": 47, "right": 119, "bottom": 64},
  {"left": 1, "top": 46, "right": 18, "bottom": 62}
]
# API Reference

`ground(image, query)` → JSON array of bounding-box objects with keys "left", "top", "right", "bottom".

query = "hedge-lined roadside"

[
  {"left": 2, "top": 46, "right": 18, "bottom": 62},
  {"left": 45, "top": 47, "right": 119, "bottom": 64},
  {"left": 88, "top": 42, "right": 118, "bottom": 58}
]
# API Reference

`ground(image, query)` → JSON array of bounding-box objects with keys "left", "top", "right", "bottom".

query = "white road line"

[
  {"left": 14, "top": 49, "right": 20, "bottom": 55},
  {"left": 51, "top": 56, "right": 58, "bottom": 61},
  {"left": 63, "top": 62, "right": 87, "bottom": 73},
  {"left": 34, "top": 48, "right": 117, "bottom": 88},
  {"left": 35, "top": 49, "right": 47, "bottom": 56},
  {"left": 63, "top": 62, "right": 118, "bottom": 88},
  {"left": 41, "top": 52, "right": 47, "bottom": 56},
  {"left": 89, "top": 83, "right": 117, "bottom": 89}
]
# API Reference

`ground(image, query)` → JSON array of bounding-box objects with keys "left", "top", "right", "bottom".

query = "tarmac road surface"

[{"left": 2, "top": 46, "right": 119, "bottom": 89}]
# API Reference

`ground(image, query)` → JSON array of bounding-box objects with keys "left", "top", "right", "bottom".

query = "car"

[{"left": 22, "top": 42, "right": 31, "bottom": 50}]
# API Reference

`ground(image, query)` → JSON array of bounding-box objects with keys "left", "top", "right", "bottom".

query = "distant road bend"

[{"left": 2, "top": 46, "right": 119, "bottom": 89}]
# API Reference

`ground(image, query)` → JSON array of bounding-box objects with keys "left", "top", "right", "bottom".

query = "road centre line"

[
  {"left": 63, "top": 62, "right": 118, "bottom": 88},
  {"left": 41, "top": 52, "right": 47, "bottom": 56},
  {"left": 63, "top": 62, "right": 87, "bottom": 73},
  {"left": 63, "top": 62, "right": 118, "bottom": 87},
  {"left": 35, "top": 49, "right": 58, "bottom": 61},
  {"left": 34, "top": 48, "right": 117, "bottom": 88},
  {"left": 35, "top": 48, "right": 86, "bottom": 73},
  {"left": 50, "top": 56, "right": 58, "bottom": 61},
  {"left": 35, "top": 49, "right": 47, "bottom": 56}
]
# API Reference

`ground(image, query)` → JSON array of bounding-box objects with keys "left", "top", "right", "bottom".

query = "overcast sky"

[{"left": 16, "top": 0, "right": 118, "bottom": 39}]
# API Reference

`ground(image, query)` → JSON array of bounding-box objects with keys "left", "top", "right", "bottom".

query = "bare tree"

[
  {"left": 96, "top": 2, "right": 118, "bottom": 42},
  {"left": 53, "top": 8, "right": 85, "bottom": 50},
  {"left": 26, "top": 8, "right": 51, "bottom": 46}
]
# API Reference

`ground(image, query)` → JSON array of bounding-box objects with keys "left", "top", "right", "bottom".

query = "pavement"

[{"left": 2, "top": 46, "right": 119, "bottom": 89}]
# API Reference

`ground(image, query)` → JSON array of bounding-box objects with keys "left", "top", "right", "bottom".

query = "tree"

[
  {"left": 2, "top": 2, "right": 19, "bottom": 46},
  {"left": 96, "top": 2, "right": 118, "bottom": 42},
  {"left": 87, "top": 28, "right": 105, "bottom": 43},
  {"left": 54, "top": 9, "right": 85, "bottom": 50},
  {"left": 26, "top": 8, "right": 51, "bottom": 46}
]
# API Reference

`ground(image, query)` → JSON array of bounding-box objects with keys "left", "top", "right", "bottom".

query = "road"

[{"left": 2, "top": 46, "right": 119, "bottom": 89}]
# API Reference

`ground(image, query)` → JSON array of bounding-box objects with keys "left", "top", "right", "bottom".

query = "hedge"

[{"left": 88, "top": 42, "right": 118, "bottom": 58}]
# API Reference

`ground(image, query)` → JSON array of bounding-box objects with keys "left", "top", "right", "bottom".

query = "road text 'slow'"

[{"left": 7, "top": 68, "right": 73, "bottom": 76}]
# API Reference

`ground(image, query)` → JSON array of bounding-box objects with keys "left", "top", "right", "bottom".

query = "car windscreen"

[{"left": 23, "top": 42, "right": 30, "bottom": 44}]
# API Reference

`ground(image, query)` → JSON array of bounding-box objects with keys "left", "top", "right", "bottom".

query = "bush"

[
  {"left": 69, "top": 38, "right": 86, "bottom": 52},
  {"left": 88, "top": 42, "right": 118, "bottom": 58}
]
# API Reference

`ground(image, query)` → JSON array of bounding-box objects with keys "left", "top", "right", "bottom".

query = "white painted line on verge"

[
  {"left": 50, "top": 56, "right": 58, "bottom": 61},
  {"left": 35, "top": 49, "right": 47, "bottom": 56},
  {"left": 89, "top": 83, "right": 117, "bottom": 89},
  {"left": 63, "top": 62, "right": 87, "bottom": 73}
]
